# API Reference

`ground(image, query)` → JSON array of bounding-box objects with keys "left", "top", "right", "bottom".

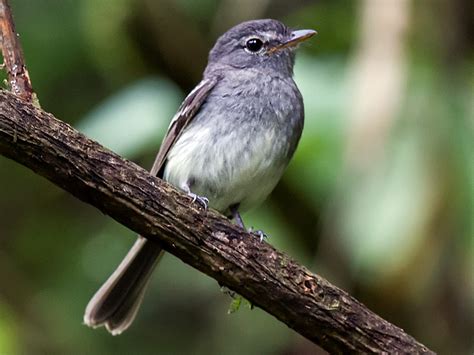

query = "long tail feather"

[{"left": 84, "top": 237, "right": 163, "bottom": 335}]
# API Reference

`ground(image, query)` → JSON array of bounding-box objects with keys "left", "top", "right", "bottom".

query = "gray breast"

[{"left": 164, "top": 69, "right": 304, "bottom": 213}]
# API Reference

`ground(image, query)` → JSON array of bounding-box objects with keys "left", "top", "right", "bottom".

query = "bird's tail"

[{"left": 83, "top": 237, "right": 164, "bottom": 335}]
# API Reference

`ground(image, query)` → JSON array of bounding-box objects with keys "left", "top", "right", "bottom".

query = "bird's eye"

[{"left": 245, "top": 38, "right": 264, "bottom": 53}]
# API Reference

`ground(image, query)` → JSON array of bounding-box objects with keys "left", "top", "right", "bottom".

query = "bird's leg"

[
  {"left": 181, "top": 182, "right": 209, "bottom": 210},
  {"left": 229, "top": 204, "right": 267, "bottom": 242},
  {"left": 229, "top": 204, "right": 246, "bottom": 229}
]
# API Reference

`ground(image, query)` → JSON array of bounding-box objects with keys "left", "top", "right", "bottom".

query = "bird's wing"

[{"left": 149, "top": 77, "right": 218, "bottom": 177}]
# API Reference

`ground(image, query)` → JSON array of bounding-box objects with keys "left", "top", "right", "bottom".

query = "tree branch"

[
  {"left": 0, "top": 0, "right": 36, "bottom": 102},
  {"left": 0, "top": 2, "right": 435, "bottom": 352},
  {"left": 0, "top": 89, "right": 434, "bottom": 354}
]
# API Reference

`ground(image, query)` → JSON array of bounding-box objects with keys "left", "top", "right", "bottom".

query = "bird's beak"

[{"left": 268, "top": 29, "right": 317, "bottom": 53}]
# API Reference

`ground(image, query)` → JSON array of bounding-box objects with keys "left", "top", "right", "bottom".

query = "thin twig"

[{"left": 0, "top": 0, "right": 36, "bottom": 102}]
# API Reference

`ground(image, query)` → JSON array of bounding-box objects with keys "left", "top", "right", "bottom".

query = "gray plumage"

[{"left": 84, "top": 19, "right": 315, "bottom": 335}]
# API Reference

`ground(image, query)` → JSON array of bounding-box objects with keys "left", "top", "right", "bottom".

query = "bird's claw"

[
  {"left": 188, "top": 192, "right": 209, "bottom": 210},
  {"left": 248, "top": 228, "right": 268, "bottom": 242}
]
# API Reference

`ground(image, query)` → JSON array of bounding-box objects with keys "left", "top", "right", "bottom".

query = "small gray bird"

[{"left": 84, "top": 19, "right": 316, "bottom": 335}]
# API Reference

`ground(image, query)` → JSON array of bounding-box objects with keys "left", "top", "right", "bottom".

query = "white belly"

[{"left": 163, "top": 122, "right": 289, "bottom": 213}]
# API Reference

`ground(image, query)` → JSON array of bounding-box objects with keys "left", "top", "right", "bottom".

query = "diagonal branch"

[
  {"left": 0, "top": 89, "right": 434, "bottom": 354},
  {"left": 0, "top": 2, "right": 434, "bottom": 352}
]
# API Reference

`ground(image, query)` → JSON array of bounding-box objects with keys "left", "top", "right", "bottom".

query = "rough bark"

[{"left": 0, "top": 90, "right": 434, "bottom": 354}]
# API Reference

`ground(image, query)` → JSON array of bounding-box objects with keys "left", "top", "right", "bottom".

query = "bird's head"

[{"left": 206, "top": 19, "right": 316, "bottom": 76}]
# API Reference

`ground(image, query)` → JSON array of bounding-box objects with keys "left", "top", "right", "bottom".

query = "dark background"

[{"left": 0, "top": 0, "right": 472, "bottom": 354}]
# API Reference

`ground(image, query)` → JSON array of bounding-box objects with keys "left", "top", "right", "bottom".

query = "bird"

[{"left": 83, "top": 18, "right": 316, "bottom": 335}]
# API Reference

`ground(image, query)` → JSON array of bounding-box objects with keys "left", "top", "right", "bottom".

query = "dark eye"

[{"left": 245, "top": 38, "right": 263, "bottom": 52}]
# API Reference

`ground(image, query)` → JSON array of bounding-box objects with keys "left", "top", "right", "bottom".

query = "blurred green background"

[{"left": 0, "top": 0, "right": 472, "bottom": 354}]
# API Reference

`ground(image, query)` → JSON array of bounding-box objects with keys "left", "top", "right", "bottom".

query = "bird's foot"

[
  {"left": 248, "top": 227, "right": 268, "bottom": 242},
  {"left": 187, "top": 192, "right": 209, "bottom": 210},
  {"left": 228, "top": 205, "right": 268, "bottom": 241}
]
